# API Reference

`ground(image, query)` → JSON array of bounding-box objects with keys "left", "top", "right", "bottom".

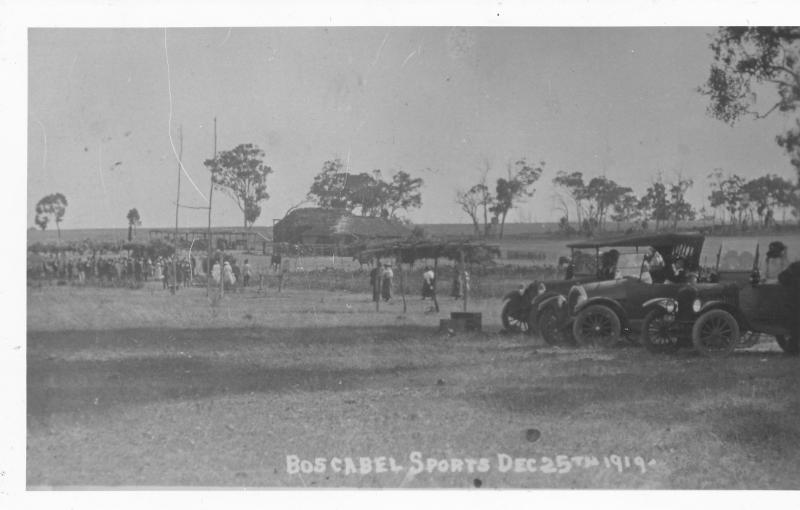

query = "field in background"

[{"left": 26, "top": 284, "right": 800, "bottom": 488}]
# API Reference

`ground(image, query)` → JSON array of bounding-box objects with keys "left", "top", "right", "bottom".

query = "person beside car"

[
  {"left": 667, "top": 256, "right": 688, "bottom": 284},
  {"left": 599, "top": 249, "right": 620, "bottom": 280},
  {"left": 765, "top": 241, "right": 789, "bottom": 283},
  {"left": 778, "top": 261, "right": 800, "bottom": 350}
]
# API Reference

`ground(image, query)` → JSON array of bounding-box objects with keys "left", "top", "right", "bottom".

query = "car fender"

[
  {"left": 697, "top": 300, "right": 749, "bottom": 329},
  {"left": 532, "top": 290, "right": 560, "bottom": 309},
  {"left": 642, "top": 297, "right": 678, "bottom": 311},
  {"left": 536, "top": 294, "right": 566, "bottom": 313},
  {"left": 574, "top": 297, "right": 629, "bottom": 329}
]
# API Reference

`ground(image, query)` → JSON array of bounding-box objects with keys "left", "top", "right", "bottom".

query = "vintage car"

[
  {"left": 501, "top": 232, "right": 707, "bottom": 344},
  {"left": 640, "top": 253, "right": 800, "bottom": 357}
]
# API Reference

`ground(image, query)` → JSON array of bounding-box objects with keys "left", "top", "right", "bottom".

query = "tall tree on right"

[{"left": 700, "top": 27, "right": 800, "bottom": 182}]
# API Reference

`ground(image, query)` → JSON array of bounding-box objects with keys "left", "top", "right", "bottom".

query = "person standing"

[
  {"left": 231, "top": 259, "right": 241, "bottom": 290},
  {"left": 243, "top": 259, "right": 252, "bottom": 287},
  {"left": 451, "top": 267, "right": 462, "bottom": 299},
  {"left": 370, "top": 263, "right": 382, "bottom": 303},
  {"left": 381, "top": 263, "right": 394, "bottom": 302},
  {"left": 778, "top": 261, "right": 800, "bottom": 355},
  {"left": 211, "top": 259, "right": 221, "bottom": 284},
  {"left": 765, "top": 241, "right": 789, "bottom": 282},
  {"left": 422, "top": 266, "right": 435, "bottom": 299},
  {"left": 223, "top": 260, "right": 235, "bottom": 290}
]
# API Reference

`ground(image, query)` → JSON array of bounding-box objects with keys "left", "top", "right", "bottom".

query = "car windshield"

[
  {"left": 616, "top": 251, "right": 647, "bottom": 278},
  {"left": 572, "top": 250, "right": 597, "bottom": 277}
]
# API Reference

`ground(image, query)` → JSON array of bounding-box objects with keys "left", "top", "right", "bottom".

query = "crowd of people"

[
  {"left": 28, "top": 252, "right": 197, "bottom": 286},
  {"left": 28, "top": 251, "right": 257, "bottom": 292}
]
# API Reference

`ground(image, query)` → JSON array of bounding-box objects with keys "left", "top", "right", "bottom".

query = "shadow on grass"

[
  {"left": 710, "top": 403, "right": 800, "bottom": 454},
  {"left": 27, "top": 355, "right": 430, "bottom": 421},
  {"left": 27, "top": 325, "right": 444, "bottom": 421},
  {"left": 466, "top": 362, "right": 800, "bottom": 422},
  {"left": 28, "top": 324, "right": 437, "bottom": 351}
]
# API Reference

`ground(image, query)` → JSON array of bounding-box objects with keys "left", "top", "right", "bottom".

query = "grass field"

[{"left": 27, "top": 283, "right": 800, "bottom": 488}]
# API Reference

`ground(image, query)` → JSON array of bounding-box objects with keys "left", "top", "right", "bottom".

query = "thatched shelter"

[{"left": 273, "top": 208, "right": 410, "bottom": 245}]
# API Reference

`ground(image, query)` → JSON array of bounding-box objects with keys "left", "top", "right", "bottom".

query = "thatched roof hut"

[{"left": 273, "top": 208, "right": 410, "bottom": 245}]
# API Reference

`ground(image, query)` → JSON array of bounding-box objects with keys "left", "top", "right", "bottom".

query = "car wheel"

[
  {"left": 775, "top": 335, "right": 799, "bottom": 356},
  {"left": 572, "top": 304, "right": 621, "bottom": 348},
  {"left": 501, "top": 300, "right": 530, "bottom": 335},
  {"left": 641, "top": 308, "right": 681, "bottom": 354},
  {"left": 538, "top": 305, "right": 572, "bottom": 346},
  {"left": 691, "top": 309, "right": 739, "bottom": 358}
]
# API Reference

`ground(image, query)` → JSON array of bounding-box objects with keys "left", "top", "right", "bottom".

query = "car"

[
  {"left": 501, "top": 232, "right": 707, "bottom": 344},
  {"left": 640, "top": 249, "right": 800, "bottom": 357}
]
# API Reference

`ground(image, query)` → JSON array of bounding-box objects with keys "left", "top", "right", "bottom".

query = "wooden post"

[
  {"left": 206, "top": 117, "right": 216, "bottom": 298},
  {"left": 398, "top": 250, "right": 407, "bottom": 314},
  {"left": 432, "top": 256, "right": 440, "bottom": 313},
  {"left": 460, "top": 248, "right": 467, "bottom": 312},
  {"left": 373, "top": 263, "right": 381, "bottom": 312},
  {"left": 171, "top": 125, "right": 182, "bottom": 295}
]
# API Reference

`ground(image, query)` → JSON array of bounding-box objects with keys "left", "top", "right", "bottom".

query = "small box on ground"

[{"left": 449, "top": 312, "right": 482, "bottom": 332}]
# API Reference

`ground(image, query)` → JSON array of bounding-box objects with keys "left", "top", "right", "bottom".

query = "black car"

[
  {"left": 641, "top": 251, "right": 800, "bottom": 357},
  {"left": 501, "top": 232, "right": 707, "bottom": 343}
]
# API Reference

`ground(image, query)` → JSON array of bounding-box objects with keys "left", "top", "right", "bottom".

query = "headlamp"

[{"left": 692, "top": 299, "right": 702, "bottom": 313}]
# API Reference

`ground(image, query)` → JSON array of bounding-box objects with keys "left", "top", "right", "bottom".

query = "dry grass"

[{"left": 26, "top": 285, "right": 800, "bottom": 488}]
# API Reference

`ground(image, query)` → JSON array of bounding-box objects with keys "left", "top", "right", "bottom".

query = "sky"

[{"left": 27, "top": 26, "right": 800, "bottom": 230}]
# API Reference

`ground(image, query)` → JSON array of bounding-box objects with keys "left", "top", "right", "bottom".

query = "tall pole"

[
  {"left": 460, "top": 248, "right": 467, "bottom": 312},
  {"left": 172, "top": 125, "right": 182, "bottom": 295},
  {"left": 207, "top": 117, "right": 216, "bottom": 297}
]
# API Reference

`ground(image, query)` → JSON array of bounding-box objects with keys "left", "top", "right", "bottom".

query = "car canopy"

[{"left": 567, "top": 232, "right": 705, "bottom": 270}]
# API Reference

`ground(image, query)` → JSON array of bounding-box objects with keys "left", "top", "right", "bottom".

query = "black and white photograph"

[{"left": 6, "top": 0, "right": 800, "bottom": 502}]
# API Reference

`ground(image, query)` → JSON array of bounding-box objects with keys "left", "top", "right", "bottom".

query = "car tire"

[
  {"left": 641, "top": 308, "right": 681, "bottom": 354},
  {"left": 572, "top": 304, "right": 621, "bottom": 348},
  {"left": 775, "top": 334, "right": 799, "bottom": 356},
  {"left": 691, "top": 309, "right": 739, "bottom": 358},
  {"left": 501, "top": 300, "right": 530, "bottom": 335},
  {"left": 538, "top": 304, "right": 573, "bottom": 346}
]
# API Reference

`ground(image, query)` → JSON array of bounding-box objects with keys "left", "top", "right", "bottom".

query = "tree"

[
  {"left": 34, "top": 193, "right": 68, "bottom": 239},
  {"left": 668, "top": 177, "right": 695, "bottom": 229},
  {"left": 610, "top": 190, "right": 641, "bottom": 230},
  {"left": 455, "top": 183, "right": 493, "bottom": 237},
  {"left": 700, "top": 27, "right": 800, "bottom": 182},
  {"left": 384, "top": 171, "right": 424, "bottom": 218},
  {"left": 552, "top": 171, "right": 588, "bottom": 232},
  {"left": 639, "top": 180, "right": 670, "bottom": 231},
  {"left": 455, "top": 186, "right": 483, "bottom": 236},
  {"left": 489, "top": 158, "right": 544, "bottom": 239},
  {"left": 307, "top": 160, "right": 423, "bottom": 218},
  {"left": 741, "top": 174, "right": 795, "bottom": 227},
  {"left": 204, "top": 143, "right": 273, "bottom": 228},
  {"left": 126, "top": 208, "right": 141, "bottom": 242},
  {"left": 583, "top": 176, "right": 631, "bottom": 232},
  {"left": 709, "top": 173, "right": 747, "bottom": 228}
]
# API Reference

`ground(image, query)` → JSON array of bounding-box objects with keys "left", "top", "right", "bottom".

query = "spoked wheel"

[
  {"left": 775, "top": 334, "right": 799, "bottom": 356},
  {"left": 572, "top": 304, "right": 621, "bottom": 348},
  {"left": 692, "top": 309, "right": 739, "bottom": 358},
  {"left": 641, "top": 308, "right": 681, "bottom": 354},
  {"left": 538, "top": 305, "right": 574, "bottom": 346},
  {"left": 501, "top": 300, "right": 530, "bottom": 335}
]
